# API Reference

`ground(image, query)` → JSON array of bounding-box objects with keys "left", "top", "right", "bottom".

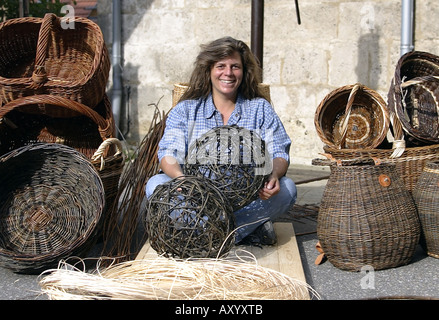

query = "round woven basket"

[
  {"left": 0, "top": 143, "right": 105, "bottom": 273},
  {"left": 315, "top": 83, "right": 389, "bottom": 149},
  {"left": 316, "top": 159, "right": 420, "bottom": 271},
  {"left": 0, "top": 13, "right": 110, "bottom": 108},
  {"left": 146, "top": 176, "right": 235, "bottom": 259},
  {"left": 172, "top": 82, "right": 271, "bottom": 107},
  {"left": 388, "top": 51, "right": 439, "bottom": 144},
  {"left": 413, "top": 161, "right": 439, "bottom": 258},
  {"left": 184, "top": 125, "right": 271, "bottom": 211}
]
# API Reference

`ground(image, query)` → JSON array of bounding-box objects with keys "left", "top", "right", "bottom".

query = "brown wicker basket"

[
  {"left": 0, "top": 94, "right": 115, "bottom": 159},
  {"left": 0, "top": 143, "right": 105, "bottom": 273},
  {"left": 146, "top": 176, "right": 235, "bottom": 259},
  {"left": 0, "top": 13, "right": 110, "bottom": 108},
  {"left": 184, "top": 125, "right": 271, "bottom": 211},
  {"left": 322, "top": 143, "right": 439, "bottom": 194},
  {"left": 388, "top": 51, "right": 439, "bottom": 144},
  {"left": 91, "top": 138, "right": 125, "bottom": 226},
  {"left": 413, "top": 161, "right": 439, "bottom": 258},
  {"left": 316, "top": 159, "right": 420, "bottom": 271},
  {"left": 172, "top": 82, "right": 271, "bottom": 107},
  {"left": 315, "top": 83, "right": 389, "bottom": 149}
]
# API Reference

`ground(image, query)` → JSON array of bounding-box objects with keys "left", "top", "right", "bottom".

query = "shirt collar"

[{"left": 204, "top": 93, "right": 244, "bottom": 120}]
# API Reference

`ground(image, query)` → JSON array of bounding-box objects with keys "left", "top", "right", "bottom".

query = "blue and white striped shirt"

[{"left": 158, "top": 93, "right": 291, "bottom": 165}]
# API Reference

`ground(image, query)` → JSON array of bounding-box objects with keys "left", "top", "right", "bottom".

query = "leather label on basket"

[{"left": 379, "top": 174, "right": 391, "bottom": 187}]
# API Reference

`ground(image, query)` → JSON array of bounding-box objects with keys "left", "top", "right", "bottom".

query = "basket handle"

[
  {"left": 337, "top": 83, "right": 361, "bottom": 149},
  {"left": 0, "top": 95, "right": 112, "bottom": 141},
  {"left": 32, "top": 13, "right": 57, "bottom": 85},
  {"left": 91, "top": 138, "right": 124, "bottom": 171}
]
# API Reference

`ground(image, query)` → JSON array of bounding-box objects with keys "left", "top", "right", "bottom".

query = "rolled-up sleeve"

[{"left": 157, "top": 104, "right": 188, "bottom": 165}]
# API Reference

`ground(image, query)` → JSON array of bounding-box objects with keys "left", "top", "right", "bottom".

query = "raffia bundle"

[{"left": 39, "top": 254, "right": 319, "bottom": 300}]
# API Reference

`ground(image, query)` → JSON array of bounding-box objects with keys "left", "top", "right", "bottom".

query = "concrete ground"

[{"left": 1, "top": 164, "right": 439, "bottom": 300}]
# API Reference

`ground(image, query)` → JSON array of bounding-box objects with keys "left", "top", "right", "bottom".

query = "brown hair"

[{"left": 180, "top": 37, "right": 267, "bottom": 102}]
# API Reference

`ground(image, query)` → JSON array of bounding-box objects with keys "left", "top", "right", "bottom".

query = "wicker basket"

[
  {"left": 184, "top": 125, "right": 271, "bottom": 211},
  {"left": 413, "top": 161, "right": 439, "bottom": 258},
  {"left": 0, "top": 143, "right": 105, "bottom": 273},
  {"left": 146, "top": 176, "right": 235, "bottom": 259},
  {"left": 91, "top": 138, "right": 125, "bottom": 227},
  {"left": 0, "top": 94, "right": 115, "bottom": 159},
  {"left": 322, "top": 143, "right": 439, "bottom": 194},
  {"left": 172, "top": 82, "right": 271, "bottom": 107},
  {"left": 316, "top": 159, "right": 420, "bottom": 271},
  {"left": 0, "top": 13, "right": 110, "bottom": 108},
  {"left": 388, "top": 51, "right": 439, "bottom": 144},
  {"left": 315, "top": 83, "right": 389, "bottom": 149}
]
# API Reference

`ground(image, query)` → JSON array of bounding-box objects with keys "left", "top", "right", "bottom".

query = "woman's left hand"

[{"left": 258, "top": 176, "right": 281, "bottom": 200}]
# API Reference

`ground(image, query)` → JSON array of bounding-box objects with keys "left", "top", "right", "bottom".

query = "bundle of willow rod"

[
  {"left": 100, "top": 101, "right": 167, "bottom": 263},
  {"left": 39, "top": 255, "right": 319, "bottom": 300}
]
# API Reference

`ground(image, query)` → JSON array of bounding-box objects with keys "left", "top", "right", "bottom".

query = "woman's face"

[{"left": 210, "top": 51, "right": 243, "bottom": 101}]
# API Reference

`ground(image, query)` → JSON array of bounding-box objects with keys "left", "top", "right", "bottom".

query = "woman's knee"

[{"left": 145, "top": 174, "right": 172, "bottom": 198}]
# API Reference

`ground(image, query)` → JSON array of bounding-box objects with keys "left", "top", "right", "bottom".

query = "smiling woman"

[{"left": 145, "top": 36, "right": 297, "bottom": 246}]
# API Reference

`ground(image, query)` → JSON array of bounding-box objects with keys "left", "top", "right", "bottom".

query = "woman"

[{"left": 146, "top": 37, "right": 297, "bottom": 245}]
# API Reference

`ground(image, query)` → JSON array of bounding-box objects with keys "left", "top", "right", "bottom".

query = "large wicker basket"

[
  {"left": 388, "top": 51, "right": 439, "bottom": 144},
  {"left": 0, "top": 94, "right": 115, "bottom": 159},
  {"left": 413, "top": 161, "right": 439, "bottom": 258},
  {"left": 316, "top": 159, "right": 420, "bottom": 271},
  {"left": 322, "top": 143, "right": 439, "bottom": 194},
  {"left": 0, "top": 143, "right": 105, "bottom": 273},
  {"left": 315, "top": 83, "right": 389, "bottom": 149},
  {"left": 0, "top": 13, "right": 110, "bottom": 108}
]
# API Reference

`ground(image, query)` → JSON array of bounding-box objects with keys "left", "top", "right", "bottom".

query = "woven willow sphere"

[
  {"left": 184, "top": 125, "right": 272, "bottom": 211},
  {"left": 146, "top": 176, "right": 235, "bottom": 259},
  {"left": 0, "top": 143, "right": 105, "bottom": 273}
]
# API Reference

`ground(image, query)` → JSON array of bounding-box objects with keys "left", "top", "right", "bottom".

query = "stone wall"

[{"left": 97, "top": 0, "right": 439, "bottom": 165}]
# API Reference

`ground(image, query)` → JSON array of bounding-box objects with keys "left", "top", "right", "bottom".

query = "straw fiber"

[
  {"left": 413, "top": 161, "right": 439, "bottom": 258},
  {"left": 0, "top": 13, "right": 109, "bottom": 108},
  {"left": 388, "top": 51, "right": 439, "bottom": 144},
  {"left": 317, "top": 159, "right": 420, "bottom": 271},
  {"left": 0, "top": 143, "right": 105, "bottom": 273},
  {"left": 146, "top": 176, "right": 235, "bottom": 259},
  {"left": 315, "top": 83, "right": 389, "bottom": 149}
]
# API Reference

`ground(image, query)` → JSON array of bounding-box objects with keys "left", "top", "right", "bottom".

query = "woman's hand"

[
  {"left": 258, "top": 176, "right": 281, "bottom": 200},
  {"left": 258, "top": 157, "right": 288, "bottom": 200}
]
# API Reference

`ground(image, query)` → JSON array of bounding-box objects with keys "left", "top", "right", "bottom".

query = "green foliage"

[{"left": 0, "top": 0, "right": 77, "bottom": 22}]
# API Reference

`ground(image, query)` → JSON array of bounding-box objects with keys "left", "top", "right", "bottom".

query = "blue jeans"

[{"left": 145, "top": 174, "right": 297, "bottom": 243}]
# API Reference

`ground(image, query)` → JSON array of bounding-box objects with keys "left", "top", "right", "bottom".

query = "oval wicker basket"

[
  {"left": 317, "top": 159, "right": 420, "bottom": 271},
  {"left": 172, "top": 82, "right": 272, "bottom": 107},
  {"left": 0, "top": 143, "right": 105, "bottom": 273},
  {"left": 146, "top": 176, "right": 235, "bottom": 259},
  {"left": 315, "top": 83, "right": 389, "bottom": 149},
  {"left": 388, "top": 51, "right": 439, "bottom": 144},
  {"left": 413, "top": 161, "right": 439, "bottom": 258},
  {"left": 0, "top": 13, "right": 110, "bottom": 108},
  {"left": 0, "top": 94, "right": 115, "bottom": 159}
]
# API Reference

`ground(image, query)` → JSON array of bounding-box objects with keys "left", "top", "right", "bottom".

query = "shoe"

[
  {"left": 237, "top": 220, "right": 277, "bottom": 246},
  {"left": 255, "top": 220, "right": 277, "bottom": 245}
]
